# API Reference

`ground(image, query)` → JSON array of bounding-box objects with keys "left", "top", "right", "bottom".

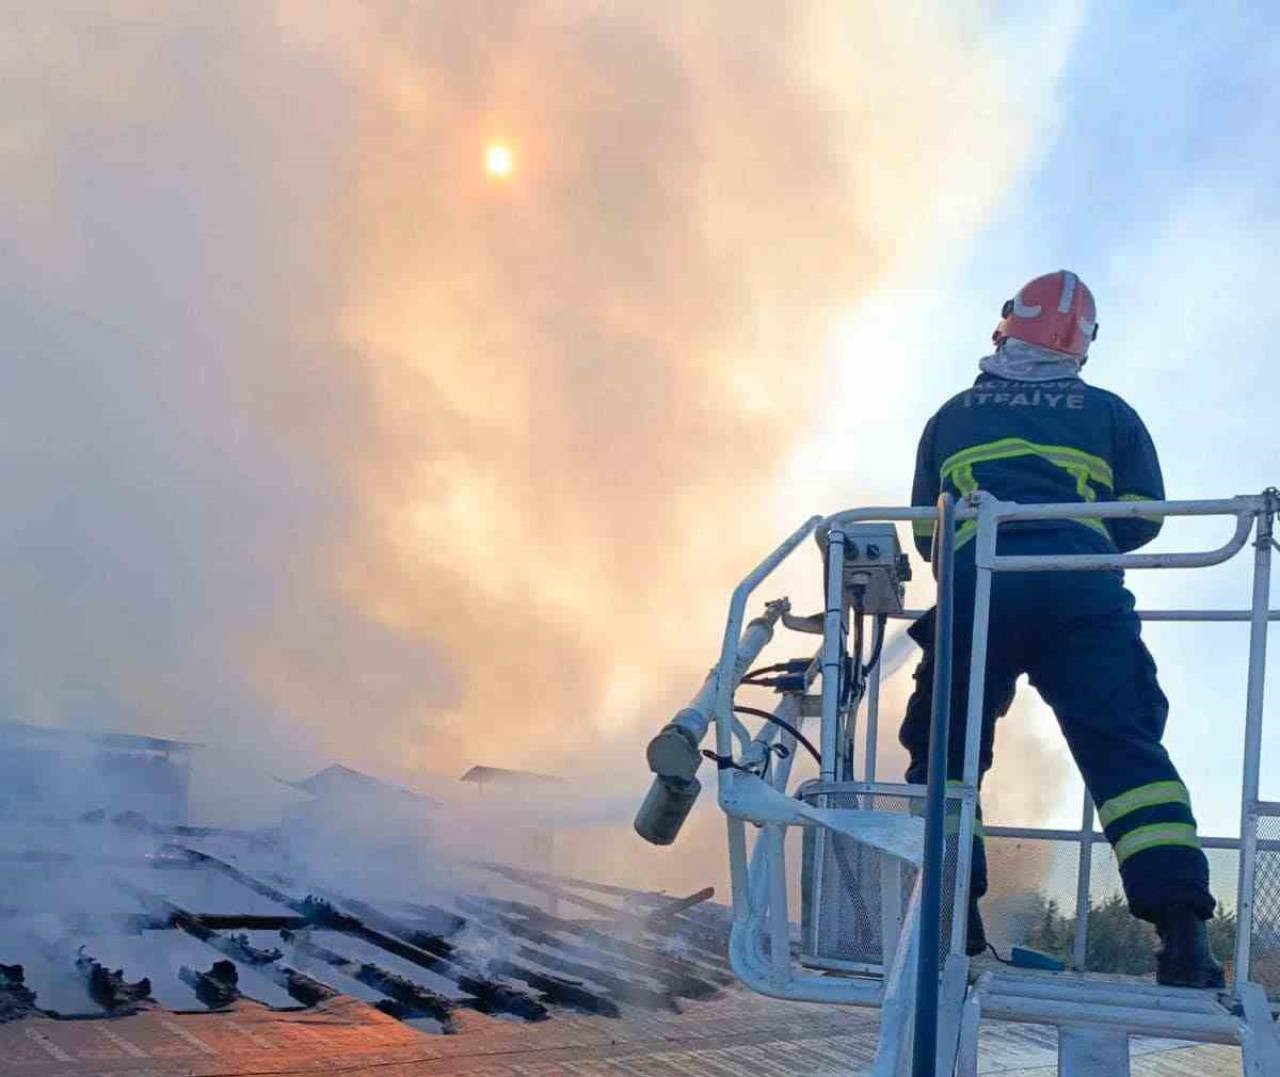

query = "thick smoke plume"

[{"left": 1, "top": 0, "right": 1078, "bottom": 845}]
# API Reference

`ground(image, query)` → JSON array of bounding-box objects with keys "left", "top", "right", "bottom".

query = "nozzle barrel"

[
  {"left": 633, "top": 774, "right": 701, "bottom": 845},
  {"left": 633, "top": 599, "right": 789, "bottom": 847}
]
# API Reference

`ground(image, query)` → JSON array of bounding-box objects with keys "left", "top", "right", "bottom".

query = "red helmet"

[{"left": 993, "top": 270, "right": 1098, "bottom": 358}]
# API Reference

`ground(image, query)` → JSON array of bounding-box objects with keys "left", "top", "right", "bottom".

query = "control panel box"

[{"left": 817, "top": 522, "right": 911, "bottom": 615}]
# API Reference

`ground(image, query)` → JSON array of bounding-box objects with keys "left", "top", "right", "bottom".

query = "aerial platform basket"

[{"left": 635, "top": 488, "right": 1280, "bottom": 1076}]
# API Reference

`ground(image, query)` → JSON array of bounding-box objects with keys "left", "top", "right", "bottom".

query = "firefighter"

[{"left": 900, "top": 270, "right": 1223, "bottom": 988}]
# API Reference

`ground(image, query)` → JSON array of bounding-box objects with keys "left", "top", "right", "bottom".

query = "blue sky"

[{"left": 784, "top": 3, "right": 1280, "bottom": 844}]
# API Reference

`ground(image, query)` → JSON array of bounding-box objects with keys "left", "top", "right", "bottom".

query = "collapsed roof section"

[{"left": 0, "top": 812, "right": 728, "bottom": 1034}]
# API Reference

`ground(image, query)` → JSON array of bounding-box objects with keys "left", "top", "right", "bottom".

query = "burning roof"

[
  {"left": 291, "top": 763, "right": 442, "bottom": 807},
  {"left": 458, "top": 765, "right": 565, "bottom": 789},
  {"left": 0, "top": 808, "right": 751, "bottom": 1074},
  {"left": 0, "top": 770, "right": 1247, "bottom": 1076}
]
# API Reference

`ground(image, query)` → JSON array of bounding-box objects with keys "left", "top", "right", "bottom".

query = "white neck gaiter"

[{"left": 979, "top": 338, "right": 1084, "bottom": 382}]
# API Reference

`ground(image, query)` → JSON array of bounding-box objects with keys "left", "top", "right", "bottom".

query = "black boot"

[
  {"left": 1154, "top": 905, "right": 1225, "bottom": 989},
  {"left": 965, "top": 898, "right": 988, "bottom": 957}
]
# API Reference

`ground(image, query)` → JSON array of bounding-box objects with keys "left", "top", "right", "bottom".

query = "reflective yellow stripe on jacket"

[
  {"left": 937, "top": 437, "right": 1111, "bottom": 540},
  {"left": 940, "top": 437, "right": 1114, "bottom": 493},
  {"left": 913, "top": 517, "right": 978, "bottom": 550},
  {"left": 1118, "top": 492, "right": 1165, "bottom": 524}
]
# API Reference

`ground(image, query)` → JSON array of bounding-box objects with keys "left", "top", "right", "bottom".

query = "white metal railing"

[
  {"left": 932, "top": 492, "right": 1275, "bottom": 988},
  {"left": 811, "top": 493, "right": 1276, "bottom": 979},
  {"left": 638, "top": 489, "right": 1278, "bottom": 1074},
  {"left": 869, "top": 611, "right": 1280, "bottom": 973}
]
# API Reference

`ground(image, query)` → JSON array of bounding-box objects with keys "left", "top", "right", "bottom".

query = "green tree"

[
  {"left": 1020, "top": 893, "right": 1240, "bottom": 976},
  {"left": 1024, "top": 895, "right": 1070, "bottom": 960},
  {"left": 1085, "top": 894, "right": 1157, "bottom": 974},
  {"left": 1206, "top": 905, "right": 1238, "bottom": 970}
]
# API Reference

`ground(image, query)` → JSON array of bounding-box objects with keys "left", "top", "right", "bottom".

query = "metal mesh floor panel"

[
  {"left": 799, "top": 788, "right": 960, "bottom": 970},
  {"left": 797, "top": 795, "right": 1257, "bottom": 989},
  {"left": 1250, "top": 814, "right": 1280, "bottom": 993}
]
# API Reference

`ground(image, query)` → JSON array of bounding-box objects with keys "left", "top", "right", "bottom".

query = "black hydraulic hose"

[
  {"left": 838, "top": 609, "right": 868, "bottom": 778},
  {"left": 732, "top": 705, "right": 823, "bottom": 766},
  {"left": 864, "top": 614, "right": 888, "bottom": 673},
  {"left": 913, "top": 493, "right": 957, "bottom": 1077},
  {"left": 841, "top": 615, "right": 859, "bottom": 710},
  {"left": 741, "top": 662, "right": 793, "bottom": 681},
  {"left": 824, "top": 554, "right": 855, "bottom": 711}
]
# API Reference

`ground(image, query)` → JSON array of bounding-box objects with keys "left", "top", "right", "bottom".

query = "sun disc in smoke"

[{"left": 485, "top": 142, "right": 514, "bottom": 178}]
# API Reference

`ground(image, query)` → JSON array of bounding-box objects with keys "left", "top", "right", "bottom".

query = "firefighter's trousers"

[{"left": 898, "top": 528, "right": 1214, "bottom": 922}]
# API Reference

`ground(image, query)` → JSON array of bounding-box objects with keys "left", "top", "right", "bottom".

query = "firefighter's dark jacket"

[{"left": 911, "top": 373, "right": 1165, "bottom": 560}]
